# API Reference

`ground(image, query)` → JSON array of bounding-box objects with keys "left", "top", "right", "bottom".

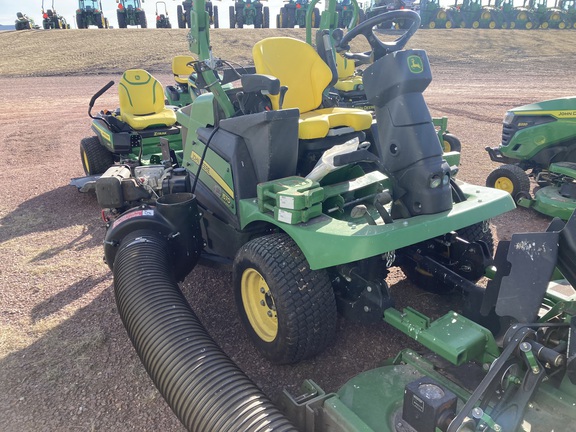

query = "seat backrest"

[
  {"left": 118, "top": 69, "right": 165, "bottom": 116},
  {"left": 172, "top": 55, "right": 195, "bottom": 84},
  {"left": 253, "top": 37, "right": 333, "bottom": 114},
  {"left": 336, "top": 53, "right": 356, "bottom": 79}
]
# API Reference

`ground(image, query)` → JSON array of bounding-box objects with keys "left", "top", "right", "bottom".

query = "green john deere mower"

[
  {"left": 76, "top": 70, "right": 182, "bottom": 182},
  {"left": 42, "top": 0, "right": 70, "bottom": 29},
  {"left": 116, "top": 0, "right": 148, "bottom": 28},
  {"left": 75, "top": 3, "right": 576, "bottom": 431},
  {"left": 486, "top": 97, "right": 576, "bottom": 220}
]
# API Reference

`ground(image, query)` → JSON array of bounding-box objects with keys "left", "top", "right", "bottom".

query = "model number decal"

[{"left": 112, "top": 209, "right": 154, "bottom": 228}]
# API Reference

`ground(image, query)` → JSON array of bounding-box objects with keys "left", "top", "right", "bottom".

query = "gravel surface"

[{"left": 0, "top": 29, "right": 571, "bottom": 431}]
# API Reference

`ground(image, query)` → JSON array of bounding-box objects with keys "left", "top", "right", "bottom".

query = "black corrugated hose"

[{"left": 113, "top": 230, "right": 297, "bottom": 432}]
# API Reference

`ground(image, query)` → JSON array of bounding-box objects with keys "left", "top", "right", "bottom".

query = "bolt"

[
  {"left": 366, "top": 286, "right": 372, "bottom": 292},
  {"left": 267, "top": 311, "right": 273, "bottom": 317},
  {"left": 493, "top": 425, "right": 502, "bottom": 432},
  {"left": 260, "top": 300, "right": 265, "bottom": 306},
  {"left": 472, "top": 407, "right": 483, "bottom": 419},
  {"left": 364, "top": 306, "right": 370, "bottom": 312},
  {"left": 260, "top": 287, "right": 265, "bottom": 293}
]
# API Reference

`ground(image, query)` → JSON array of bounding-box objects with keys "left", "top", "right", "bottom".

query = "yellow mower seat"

[
  {"left": 118, "top": 69, "right": 176, "bottom": 131},
  {"left": 334, "top": 53, "right": 363, "bottom": 93},
  {"left": 172, "top": 55, "right": 195, "bottom": 85},
  {"left": 252, "top": 37, "right": 372, "bottom": 140}
]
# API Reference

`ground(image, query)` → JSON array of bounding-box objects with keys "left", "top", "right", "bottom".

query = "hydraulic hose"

[{"left": 113, "top": 230, "right": 296, "bottom": 432}]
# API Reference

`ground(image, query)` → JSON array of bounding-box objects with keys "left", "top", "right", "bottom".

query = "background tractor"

[
  {"left": 559, "top": 0, "right": 576, "bottom": 26},
  {"left": 530, "top": 0, "right": 570, "bottom": 28},
  {"left": 486, "top": 96, "right": 576, "bottom": 220},
  {"left": 478, "top": 0, "right": 501, "bottom": 28},
  {"left": 155, "top": 1, "right": 172, "bottom": 27},
  {"left": 278, "top": 0, "right": 320, "bottom": 27},
  {"left": 335, "top": 0, "right": 365, "bottom": 28},
  {"left": 230, "top": 0, "right": 268, "bottom": 28},
  {"left": 42, "top": 1, "right": 70, "bottom": 29},
  {"left": 446, "top": 0, "right": 484, "bottom": 28},
  {"left": 76, "top": 0, "right": 109, "bottom": 29},
  {"left": 15, "top": 12, "right": 38, "bottom": 30},
  {"left": 418, "top": 0, "right": 451, "bottom": 28},
  {"left": 116, "top": 0, "right": 148, "bottom": 28},
  {"left": 177, "top": 0, "right": 217, "bottom": 28}
]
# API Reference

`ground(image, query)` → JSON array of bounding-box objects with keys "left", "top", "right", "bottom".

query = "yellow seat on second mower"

[
  {"left": 172, "top": 55, "right": 195, "bottom": 85},
  {"left": 118, "top": 69, "right": 176, "bottom": 131},
  {"left": 334, "top": 54, "right": 363, "bottom": 93},
  {"left": 252, "top": 37, "right": 372, "bottom": 140}
]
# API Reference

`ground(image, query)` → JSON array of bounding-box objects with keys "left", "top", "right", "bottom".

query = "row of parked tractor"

[{"left": 417, "top": 0, "right": 576, "bottom": 29}]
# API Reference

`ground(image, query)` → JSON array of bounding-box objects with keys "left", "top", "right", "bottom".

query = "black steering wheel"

[{"left": 336, "top": 10, "right": 421, "bottom": 63}]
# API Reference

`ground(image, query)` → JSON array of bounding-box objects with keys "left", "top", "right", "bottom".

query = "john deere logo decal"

[
  {"left": 135, "top": 74, "right": 141, "bottom": 80},
  {"left": 408, "top": 56, "right": 424, "bottom": 73}
]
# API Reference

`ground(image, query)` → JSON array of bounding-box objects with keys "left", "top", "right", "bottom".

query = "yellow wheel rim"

[
  {"left": 443, "top": 140, "right": 451, "bottom": 152},
  {"left": 481, "top": 11, "right": 491, "bottom": 20},
  {"left": 241, "top": 268, "right": 278, "bottom": 342},
  {"left": 518, "top": 12, "right": 526, "bottom": 20},
  {"left": 489, "top": 21, "right": 496, "bottom": 28},
  {"left": 429, "top": 21, "right": 436, "bottom": 28},
  {"left": 472, "top": 21, "right": 480, "bottom": 28},
  {"left": 81, "top": 148, "right": 90, "bottom": 174},
  {"left": 510, "top": 21, "right": 516, "bottom": 28},
  {"left": 494, "top": 176, "right": 514, "bottom": 194},
  {"left": 559, "top": 22, "right": 566, "bottom": 29},
  {"left": 445, "top": 20, "right": 452, "bottom": 28},
  {"left": 541, "top": 21, "right": 549, "bottom": 29},
  {"left": 438, "top": 10, "right": 446, "bottom": 20}
]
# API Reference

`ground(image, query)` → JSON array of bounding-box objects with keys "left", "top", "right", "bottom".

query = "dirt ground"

[{"left": 0, "top": 28, "right": 572, "bottom": 431}]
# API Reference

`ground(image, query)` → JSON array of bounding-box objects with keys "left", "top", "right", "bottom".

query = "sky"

[{"left": 1, "top": 0, "right": 532, "bottom": 27}]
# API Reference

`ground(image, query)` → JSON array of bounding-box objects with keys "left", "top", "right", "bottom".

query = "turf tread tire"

[
  {"left": 80, "top": 136, "right": 114, "bottom": 175},
  {"left": 486, "top": 164, "right": 531, "bottom": 202},
  {"left": 233, "top": 233, "right": 337, "bottom": 364}
]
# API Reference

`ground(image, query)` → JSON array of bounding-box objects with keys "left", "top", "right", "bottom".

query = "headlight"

[{"left": 503, "top": 111, "right": 515, "bottom": 125}]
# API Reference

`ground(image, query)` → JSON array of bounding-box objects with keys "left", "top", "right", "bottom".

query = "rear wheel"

[
  {"left": 313, "top": 7, "right": 320, "bottom": 28},
  {"left": 213, "top": 6, "right": 219, "bottom": 28},
  {"left": 80, "top": 136, "right": 114, "bottom": 175},
  {"left": 177, "top": 5, "right": 185, "bottom": 28},
  {"left": 117, "top": 11, "right": 127, "bottom": 28},
  {"left": 139, "top": 11, "right": 147, "bottom": 28},
  {"left": 442, "top": 133, "right": 461, "bottom": 153},
  {"left": 233, "top": 233, "right": 337, "bottom": 364},
  {"left": 263, "top": 6, "right": 270, "bottom": 28},
  {"left": 486, "top": 164, "right": 531, "bottom": 202},
  {"left": 76, "top": 15, "right": 85, "bottom": 29},
  {"left": 229, "top": 6, "right": 236, "bottom": 28}
]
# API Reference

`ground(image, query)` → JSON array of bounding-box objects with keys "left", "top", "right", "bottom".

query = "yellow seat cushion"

[
  {"left": 172, "top": 55, "right": 195, "bottom": 85},
  {"left": 253, "top": 38, "right": 371, "bottom": 140},
  {"left": 334, "top": 76, "right": 363, "bottom": 92},
  {"left": 299, "top": 107, "right": 373, "bottom": 140},
  {"left": 118, "top": 69, "right": 176, "bottom": 130}
]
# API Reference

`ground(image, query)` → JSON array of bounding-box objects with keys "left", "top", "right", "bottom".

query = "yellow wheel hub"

[
  {"left": 526, "top": 21, "right": 533, "bottom": 29},
  {"left": 438, "top": 10, "right": 446, "bottom": 20},
  {"left": 489, "top": 21, "right": 496, "bottom": 28},
  {"left": 241, "top": 268, "right": 278, "bottom": 342},
  {"left": 445, "top": 20, "right": 453, "bottom": 28},
  {"left": 429, "top": 21, "right": 436, "bottom": 28},
  {"left": 81, "top": 148, "right": 90, "bottom": 174},
  {"left": 494, "top": 176, "right": 514, "bottom": 194}
]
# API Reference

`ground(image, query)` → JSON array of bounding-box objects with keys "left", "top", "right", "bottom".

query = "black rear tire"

[
  {"left": 229, "top": 5, "right": 236, "bottom": 28},
  {"left": 139, "top": 11, "right": 147, "bottom": 28},
  {"left": 177, "top": 5, "right": 185, "bottom": 28},
  {"left": 117, "top": 11, "right": 127, "bottom": 28},
  {"left": 263, "top": 7, "right": 270, "bottom": 28},
  {"left": 442, "top": 133, "right": 462, "bottom": 153},
  {"left": 80, "top": 136, "right": 114, "bottom": 175},
  {"left": 213, "top": 6, "right": 219, "bottom": 28},
  {"left": 486, "top": 164, "right": 531, "bottom": 202},
  {"left": 233, "top": 233, "right": 337, "bottom": 364}
]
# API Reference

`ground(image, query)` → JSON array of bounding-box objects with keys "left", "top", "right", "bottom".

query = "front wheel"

[
  {"left": 80, "top": 136, "right": 114, "bottom": 175},
  {"left": 233, "top": 234, "right": 337, "bottom": 364},
  {"left": 486, "top": 164, "right": 531, "bottom": 202},
  {"left": 442, "top": 133, "right": 461, "bottom": 153},
  {"left": 229, "top": 6, "right": 236, "bottom": 28}
]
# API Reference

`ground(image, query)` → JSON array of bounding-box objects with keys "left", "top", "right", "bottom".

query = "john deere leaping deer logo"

[{"left": 407, "top": 55, "right": 424, "bottom": 74}]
